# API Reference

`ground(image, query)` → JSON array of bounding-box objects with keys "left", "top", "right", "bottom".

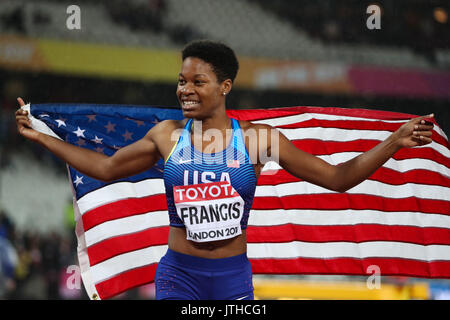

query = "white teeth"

[{"left": 183, "top": 101, "right": 199, "bottom": 106}]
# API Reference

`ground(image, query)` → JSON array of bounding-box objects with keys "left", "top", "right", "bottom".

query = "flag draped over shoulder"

[{"left": 24, "top": 103, "right": 450, "bottom": 300}]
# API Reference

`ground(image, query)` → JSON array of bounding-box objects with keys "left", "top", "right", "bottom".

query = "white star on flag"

[
  {"left": 91, "top": 136, "right": 103, "bottom": 144},
  {"left": 74, "top": 175, "right": 84, "bottom": 187},
  {"left": 73, "top": 127, "right": 86, "bottom": 138},
  {"left": 56, "top": 119, "right": 66, "bottom": 128}
]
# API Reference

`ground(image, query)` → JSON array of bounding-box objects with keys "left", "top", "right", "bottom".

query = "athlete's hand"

[
  {"left": 392, "top": 114, "right": 435, "bottom": 148},
  {"left": 15, "top": 97, "right": 41, "bottom": 142}
]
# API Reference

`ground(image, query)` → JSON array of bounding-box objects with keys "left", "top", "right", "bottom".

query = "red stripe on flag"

[
  {"left": 247, "top": 224, "right": 450, "bottom": 245},
  {"left": 279, "top": 118, "right": 404, "bottom": 131},
  {"left": 95, "top": 263, "right": 158, "bottom": 300},
  {"left": 88, "top": 226, "right": 169, "bottom": 266},
  {"left": 250, "top": 257, "right": 450, "bottom": 278},
  {"left": 252, "top": 194, "right": 450, "bottom": 215},
  {"left": 228, "top": 106, "right": 420, "bottom": 121},
  {"left": 286, "top": 119, "right": 449, "bottom": 148},
  {"left": 292, "top": 139, "right": 449, "bottom": 168},
  {"left": 278, "top": 118, "right": 448, "bottom": 149},
  {"left": 82, "top": 194, "right": 167, "bottom": 231}
]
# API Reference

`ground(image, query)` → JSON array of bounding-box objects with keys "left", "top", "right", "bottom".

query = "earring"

[{"left": 222, "top": 92, "right": 227, "bottom": 96}]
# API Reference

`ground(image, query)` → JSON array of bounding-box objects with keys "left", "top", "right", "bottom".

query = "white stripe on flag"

[
  {"left": 248, "top": 209, "right": 450, "bottom": 229},
  {"left": 252, "top": 112, "right": 409, "bottom": 126},
  {"left": 84, "top": 210, "right": 168, "bottom": 247},
  {"left": 255, "top": 179, "right": 449, "bottom": 201},
  {"left": 253, "top": 112, "right": 448, "bottom": 142},
  {"left": 91, "top": 245, "right": 168, "bottom": 285},
  {"left": 262, "top": 153, "right": 450, "bottom": 177},
  {"left": 247, "top": 241, "right": 450, "bottom": 261},
  {"left": 281, "top": 127, "right": 393, "bottom": 142},
  {"left": 77, "top": 179, "right": 165, "bottom": 214}
]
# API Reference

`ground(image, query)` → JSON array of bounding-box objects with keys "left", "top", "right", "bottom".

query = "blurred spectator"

[
  {"left": 0, "top": 207, "right": 84, "bottom": 299},
  {"left": 250, "top": 0, "right": 449, "bottom": 61},
  {"left": 41, "top": 232, "right": 62, "bottom": 299},
  {"left": 1, "top": 79, "right": 28, "bottom": 167},
  {"left": 108, "top": 0, "right": 167, "bottom": 33},
  {"left": 0, "top": 6, "right": 25, "bottom": 34},
  {"left": 167, "top": 24, "right": 204, "bottom": 45},
  {"left": 0, "top": 210, "right": 18, "bottom": 299}
]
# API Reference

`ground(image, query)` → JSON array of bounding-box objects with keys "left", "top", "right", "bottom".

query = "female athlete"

[{"left": 15, "top": 40, "right": 434, "bottom": 300}]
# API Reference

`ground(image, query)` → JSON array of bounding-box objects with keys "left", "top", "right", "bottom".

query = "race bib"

[{"left": 173, "top": 181, "right": 245, "bottom": 242}]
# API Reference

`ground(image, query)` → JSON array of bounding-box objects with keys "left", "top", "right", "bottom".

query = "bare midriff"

[{"left": 168, "top": 226, "right": 247, "bottom": 259}]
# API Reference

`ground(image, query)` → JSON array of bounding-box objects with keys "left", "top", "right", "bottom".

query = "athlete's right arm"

[{"left": 15, "top": 98, "right": 162, "bottom": 182}]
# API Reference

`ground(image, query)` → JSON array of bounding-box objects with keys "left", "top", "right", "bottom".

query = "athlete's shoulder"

[
  {"left": 237, "top": 119, "right": 275, "bottom": 133},
  {"left": 154, "top": 119, "right": 187, "bottom": 130},
  {"left": 237, "top": 120, "right": 279, "bottom": 160},
  {"left": 146, "top": 119, "right": 187, "bottom": 137}
]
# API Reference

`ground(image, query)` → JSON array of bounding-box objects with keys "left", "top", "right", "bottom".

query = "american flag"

[{"left": 24, "top": 103, "right": 450, "bottom": 300}]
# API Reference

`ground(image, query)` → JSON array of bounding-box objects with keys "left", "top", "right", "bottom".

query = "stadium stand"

[
  {"left": 0, "top": 0, "right": 447, "bottom": 68},
  {"left": 0, "top": 0, "right": 448, "bottom": 300}
]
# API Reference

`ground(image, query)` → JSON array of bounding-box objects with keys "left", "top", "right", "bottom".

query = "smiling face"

[{"left": 177, "top": 57, "right": 231, "bottom": 120}]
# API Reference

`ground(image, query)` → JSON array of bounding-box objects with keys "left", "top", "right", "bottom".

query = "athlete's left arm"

[{"left": 268, "top": 114, "right": 434, "bottom": 193}]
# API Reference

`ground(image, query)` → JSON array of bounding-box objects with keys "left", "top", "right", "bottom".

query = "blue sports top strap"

[{"left": 175, "top": 118, "right": 248, "bottom": 158}]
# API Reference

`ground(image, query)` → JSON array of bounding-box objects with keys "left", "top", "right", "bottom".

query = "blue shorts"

[{"left": 155, "top": 249, "right": 254, "bottom": 300}]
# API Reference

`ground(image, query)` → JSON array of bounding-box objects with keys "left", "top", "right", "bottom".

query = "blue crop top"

[{"left": 163, "top": 118, "right": 257, "bottom": 235}]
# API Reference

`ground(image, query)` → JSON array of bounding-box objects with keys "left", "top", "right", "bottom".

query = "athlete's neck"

[
  {"left": 190, "top": 111, "right": 232, "bottom": 153},
  {"left": 192, "top": 113, "right": 232, "bottom": 134}
]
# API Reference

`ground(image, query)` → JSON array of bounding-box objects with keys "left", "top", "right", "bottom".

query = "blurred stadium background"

[{"left": 0, "top": 0, "right": 449, "bottom": 300}]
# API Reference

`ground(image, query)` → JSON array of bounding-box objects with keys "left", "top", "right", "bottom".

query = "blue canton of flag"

[{"left": 31, "top": 104, "right": 183, "bottom": 199}]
